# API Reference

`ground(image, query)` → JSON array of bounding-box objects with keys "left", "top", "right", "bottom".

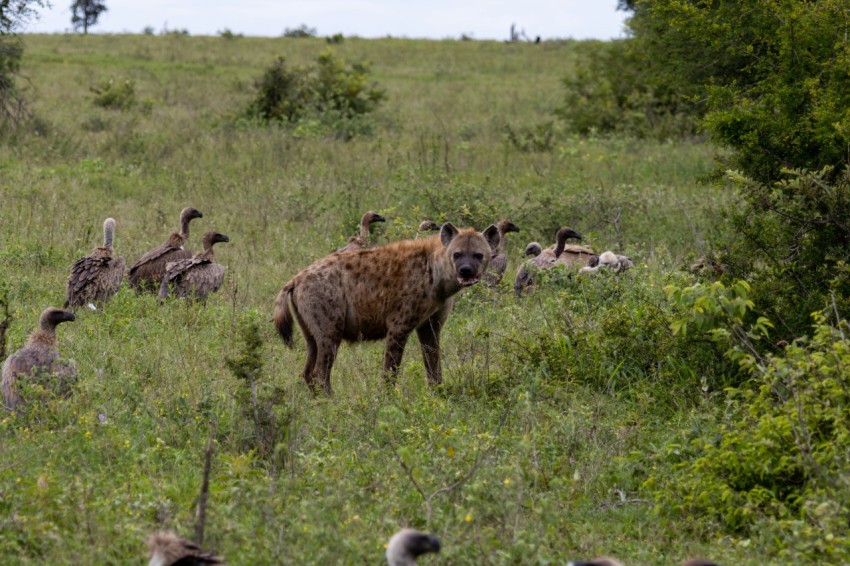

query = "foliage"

[
  {"left": 70, "top": 0, "right": 107, "bottom": 34},
  {"left": 326, "top": 33, "right": 344, "bottom": 45},
  {"left": 282, "top": 23, "right": 316, "bottom": 39},
  {"left": 89, "top": 76, "right": 135, "bottom": 110},
  {"left": 630, "top": 0, "right": 850, "bottom": 184},
  {"left": 0, "top": 0, "right": 45, "bottom": 128},
  {"left": 723, "top": 167, "right": 850, "bottom": 337},
  {"left": 665, "top": 279, "right": 773, "bottom": 372},
  {"left": 646, "top": 313, "right": 850, "bottom": 562},
  {"left": 502, "top": 121, "right": 555, "bottom": 152},
  {"left": 618, "top": 1, "right": 850, "bottom": 340},
  {"left": 556, "top": 40, "right": 697, "bottom": 139},
  {"left": 244, "top": 49, "right": 385, "bottom": 139},
  {"left": 511, "top": 269, "right": 737, "bottom": 400},
  {"left": 0, "top": 0, "right": 45, "bottom": 33},
  {"left": 218, "top": 28, "right": 242, "bottom": 40}
]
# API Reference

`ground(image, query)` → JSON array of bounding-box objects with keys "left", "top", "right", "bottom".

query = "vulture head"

[
  {"left": 496, "top": 219, "right": 520, "bottom": 235},
  {"left": 40, "top": 308, "right": 76, "bottom": 330},
  {"left": 523, "top": 242, "right": 543, "bottom": 257},
  {"left": 418, "top": 220, "right": 441, "bottom": 232},
  {"left": 201, "top": 231, "right": 230, "bottom": 250}
]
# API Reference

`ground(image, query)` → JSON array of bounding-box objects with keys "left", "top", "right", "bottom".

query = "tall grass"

[{"left": 0, "top": 34, "right": 765, "bottom": 564}]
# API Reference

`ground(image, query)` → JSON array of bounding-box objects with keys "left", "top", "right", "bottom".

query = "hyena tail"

[{"left": 273, "top": 282, "right": 296, "bottom": 347}]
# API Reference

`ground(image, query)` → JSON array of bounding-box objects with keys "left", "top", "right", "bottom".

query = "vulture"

[
  {"left": 386, "top": 529, "right": 441, "bottom": 566},
  {"left": 553, "top": 235, "right": 596, "bottom": 268},
  {"left": 2, "top": 307, "right": 76, "bottom": 412},
  {"left": 147, "top": 531, "right": 224, "bottom": 566},
  {"left": 65, "top": 217, "right": 125, "bottom": 311},
  {"left": 158, "top": 231, "right": 229, "bottom": 301},
  {"left": 523, "top": 241, "right": 543, "bottom": 257},
  {"left": 482, "top": 219, "right": 520, "bottom": 286},
  {"left": 418, "top": 220, "right": 441, "bottom": 234},
  {"left": 513, "top": 227, "right": 581, "bottom": 296},
  {"left": 336, "top": 211, "right": 386, "bottom": 253},
  {"left": 129, "top": 207, "right": 204, "bottom": 292},
  {"left": 145, "top": 527, "right": 439, "bottom": 566},
  {"left": 579, "top": 250, "right": 634, "bottom": 275}
]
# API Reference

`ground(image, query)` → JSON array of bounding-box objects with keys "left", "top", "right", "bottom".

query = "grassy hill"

[{"left": 0, "top": 34, "right": 763, "bottom": 564}]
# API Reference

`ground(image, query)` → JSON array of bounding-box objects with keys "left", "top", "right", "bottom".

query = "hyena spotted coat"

[{"left": 274, "top": 223, "right": 500, "bottom": 395}]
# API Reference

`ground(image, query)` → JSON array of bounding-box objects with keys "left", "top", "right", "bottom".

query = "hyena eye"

[
  {"left": 453, "top": 252, "right": 462, "bottom": 260},
  {"left": 473, "top": 253, "right": 484, "bottom": 261}
]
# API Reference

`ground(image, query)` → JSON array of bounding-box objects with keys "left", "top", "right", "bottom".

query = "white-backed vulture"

[
  {"left": 482, "top": 219, "right": 520, "bottom": 286},
  {"left": 579, "top": 250, "right": 634, "bottom": 275},
  {"left": 513, "top": 227, "right": 582, "bottom": 296},
  {"left": 147, "top": 531, "right": 224, "bottom": 566},
  {"left": 523, "top": 241, "right": 543, "bottom": 257},
  {"left": 336, "top": 211, "right": 386, "bottom": 253},
  {"left": 418, "top": 220, "right": 441, "bottom": 235},
  {"left": 2, "top": 308, "right": 76, "bottom": 412},
  {"left": 158, "top": 231, "right": 229, "bottom": 301},
  {"left": 129, "top": 207, "right": 204, "bottom": 292},
  {"left": 386, "top": 529, "right": 441, "bottom": 566},
  {"left": 688, "top": 253, "right": 727, "bottom": 277},
  {"left": 65, "top": 217, "right": 125, "bottom": 311}
]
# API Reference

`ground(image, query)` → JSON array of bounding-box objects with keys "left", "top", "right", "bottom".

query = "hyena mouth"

[{"left": 457, "top": 275, "right": 481, "bottom": 287}]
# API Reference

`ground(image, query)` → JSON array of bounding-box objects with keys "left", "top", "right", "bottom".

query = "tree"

[
  {"left": 623, "top": 0, "right": 850, "bottom": 338},
  {"left": 1, "top": 0, "right": 47, "bottom": 127},
  {"left": 71, "top": 0, "right": 107, "bottom": 34}
]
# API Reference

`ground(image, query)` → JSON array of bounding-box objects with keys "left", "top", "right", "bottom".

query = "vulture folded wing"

[
  {"left": 184, "top": 263, "right": 226, "bottom": 298},
  {"left": 2, "top": 348, "right": 61, "bottom": 410},
  {"left": 159, "top": 257, "right": 208, "bottom": 299},
  {"left": 130, "top": 243, "right": 184, "bottom": 274}
]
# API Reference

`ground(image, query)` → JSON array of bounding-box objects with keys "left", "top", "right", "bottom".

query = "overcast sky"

[{"left": 25, "top": 1, "right": 628, "bottom": 41}]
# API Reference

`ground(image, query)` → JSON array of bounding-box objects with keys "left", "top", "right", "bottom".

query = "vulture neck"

[
  {"left": 103, "top": 220, "right": 115, "bottom": 249},
  {"left": 28, "top": 328, "right": 57, "bottom": 348}
]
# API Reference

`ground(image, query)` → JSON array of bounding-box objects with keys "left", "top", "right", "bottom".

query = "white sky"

[{"left": 25, "top": 1, "right": 628, "bottom": 40}]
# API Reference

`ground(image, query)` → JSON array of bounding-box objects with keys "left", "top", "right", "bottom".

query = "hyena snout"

[{"left": 454, "top": 254, "right": 487, "bottom": 286}]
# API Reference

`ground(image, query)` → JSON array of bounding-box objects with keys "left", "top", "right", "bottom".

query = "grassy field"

[{"left": 0, "top": 33, "right": 766, "bottom": 564}]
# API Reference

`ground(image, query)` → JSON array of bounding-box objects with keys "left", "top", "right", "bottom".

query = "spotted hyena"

[{"left": 274, "top": 223, "right": 500, "bottom": 395}]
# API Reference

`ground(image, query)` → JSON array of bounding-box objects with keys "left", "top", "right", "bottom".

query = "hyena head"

[{"left": 440, "top": 223, "right": 501, "bottom": 287}]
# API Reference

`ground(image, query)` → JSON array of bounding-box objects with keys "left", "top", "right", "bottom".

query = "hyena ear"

[
  {"left": 440, "top": 222, "right": 459, "bottom": 247},
  {"left": 482, "top": 224, "right": 501, "bottom": 252}
]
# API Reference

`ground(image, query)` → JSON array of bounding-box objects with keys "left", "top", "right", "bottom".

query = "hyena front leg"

[{"left": 416, "top": 314, "right": 445, "bottom": 385}]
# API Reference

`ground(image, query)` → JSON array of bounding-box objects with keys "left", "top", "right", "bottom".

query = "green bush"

[
  {"left": 282, "top": 24, "right": 316, "bottom": 39},
  {"left": 90, "top": 77, "right": 136, "bottom": 111},
  {"left": 646, "top": 313, "right": 850, "bottom": 562},
  {"left": 244, "top": 50, "right": 385, "bottom": 139},
  {"left": 722, "top": 167, "right": 850, "bottom": 338},
  {"left": 556, "top": 40, "right": 697, "bottom": 139}
]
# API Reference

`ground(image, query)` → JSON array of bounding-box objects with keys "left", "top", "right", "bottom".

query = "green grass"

[{"left": 0, "top": 34, "right": 767, "bottom": 564}]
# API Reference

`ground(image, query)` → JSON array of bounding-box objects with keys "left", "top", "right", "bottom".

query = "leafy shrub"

[
  {"left": 225, "top": 318, "right": 293, "bottom": 472},
  {"left": 556, "top": 40, "right": 697, "bottom": 139},
  {"left": 646, "top": 313, "right": 850, "bottom": 562},
  {"left": 282, "top": 24, "right": 316, "bottom": 38},
  {"left": 326, "top": 33, "right": 344, "bottom": 44},
  {"left": 218, "top": 28, "right": 242, "bottom": 40},
  {"left": 0, "top": 36, "right": 26, "bottom": 128},
  {"left": 724, "top": 167, "right": 850, "bottom": 340},
  {"left": 503, "top": 121, "right": 555, "bottom": 152},
  {"left": 508, "top": 270, "right": 735, "bottom": 403},
  {"left": 244, "top": 50, "right": 385, "bottom": 139},
  {"left": 90, "top": 77, "right": 136, "bottom": 111}
]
